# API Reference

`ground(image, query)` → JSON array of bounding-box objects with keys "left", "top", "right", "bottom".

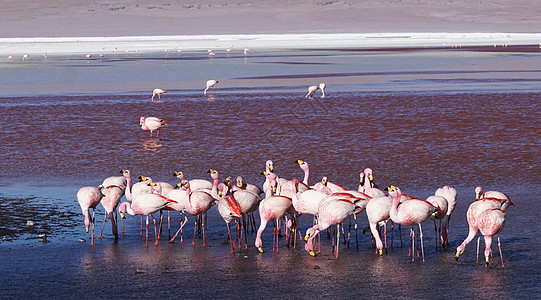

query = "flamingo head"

[
  {"left": 475, "top": 186, "right": 483, "bottom": 200},
  {"left": 138, "top": 175, "right": 151, "bottom": 182},
  {"left": 364, "top": 168, "right": 374, "bottom": 181},
  {"left": 295, "top": 159, "right": 309, "bottom": 171},
  {"left": 208, "top": 169, "right": 219, "bottom": 181},
  {"left": 236, "top": 176, "right": 243, "bottom": 187},
  {"left": 265, "top": 160, "right": 274, "bottom": 172},
  {"left": 321, "top": 176, "right": 328, "bottom": 186},
  {"left": 173, "top": 171, "right": 184, "bottom": 180},
  {"left": 180, "top": 180, "right": 190, "bottom": 190},
  {"left": 386, "top": 185, "right": 401, "bottom": 198},
  {"left": 139, "top": 116, "right": 145, "bottom": 125},
  {"left": 120, "top": 169, "right": 131, "bottom": 178}
]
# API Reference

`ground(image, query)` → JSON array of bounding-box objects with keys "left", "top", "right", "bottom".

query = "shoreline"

[{"left": 1, "top": 32, "right": 541, "bottom": 56}]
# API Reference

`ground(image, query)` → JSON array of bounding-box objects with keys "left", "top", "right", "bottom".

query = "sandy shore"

[{"left": 1, "top": 0, "right": 541, "bottom": 55}]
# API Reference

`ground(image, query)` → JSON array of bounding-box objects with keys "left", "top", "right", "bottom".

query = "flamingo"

[
  {"left": 364, "top": 193, "right": 392, "bottom": 256},
  {"left": 118, "top": 183, "right": 177, "bottom": 246},
  {"left": 140, "top": 116, "right": 167, "bottom": 140},
  {"left": 97, "top": 183, "right": 124, "bottom": 240},
  {"left": 255, "top": 171, "right": 294, "bottom": 253},
  {"left": 455, "top": 188, "right": 514, "bottom": 263},
  {"left": 215, "top": 183, "right": 242, "bottom": 252},
  {"left": 304, "top": 193, "right": 361, "bottom": 258},
  {"left": 295, "top": 159, "right": 344, "bottom": 192},
  {"left": 224, "top": 177, "right": 261, "bottom": 248},
  {"left": 174, "top": 171, "right": 213, "bottom": 191},
  {"left": 164, "top": 183, "right": 189, "bottom": 243},
  {"left": 388, "top": 185, "right": 440, "bottom": 262},
  {"left": 426, "top": 195, "right": 448, "bottom": 250},
  {"left": 151, "top": 88, "right": 167, "bottom": 103},
  {"left": 76, "top": 186, "right": 103, "bottom": 246},
  {"left": 179, "top": 178, "right": 216, "bottom": 246},
  {"left": 434, "top": 185, "right": 457, "bottom": 246},
  {"left": 358, "top": 168, "right": 386, "bottom": 198},
  {"left": 235, "top": 175, "right": 263, "bottom": 195},
  {"left": 204, "top": 79, "right": 219, "bottom": 95},
  {"left": 478, "top": 208, "right": 507, "bottom": 267},
  {"left": 305, "top": 83, "right": 326, "bottom": 99}
]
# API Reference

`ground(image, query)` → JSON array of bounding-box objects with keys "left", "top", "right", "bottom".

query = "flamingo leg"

[
  {"left": 168, "top": 211, "right": 171, "bottom": 240},
  {"left": 145, "top": 215, "right": 149, "bottom": 246},
  {"left": 152, "top": 215, "right": 158, "bottom": 245},
  {"left": 192, "top": 217, "right": 198, "bottom": 246},
  {"left": 170, "top": 212, "right": 188, "bottom": 243},
  {"left": 498, "top": 236, "right": 504, "bottom": 268},
  {"left": 227, "top": 222, "right": 233, "bottom": 253},
  {"left": 410, "top": 227, "right": 415, "bottom": 261},
  {"left": 476, "top": 236, "right": 480, "bottom": 264},
  {"left": 383, "top": 223, "right": 388, "bottom": 255},
  {"left": 140, "top": 215, "right": 144, "bottom": 236},
  {"left": 336, "top": 224, "right": 340, "bottom": 259},
  {"left": 90, "top": 209, "right": 95, "bottom": 246},
  {"left": 419, "top": 223, "right": 425, "bottom": 262},
  {"left": 110, "top": 212, "right": 118, "bottom": 239},
  {"left": 98, "top": 212, "right": 107, "bottom": 239}
]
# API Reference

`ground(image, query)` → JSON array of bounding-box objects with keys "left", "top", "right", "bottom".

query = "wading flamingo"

[
  {"left": 140, "top": 116, "right": 167, "bottom": 140},
  {"left": 119, "top": 183, "right": 177, "bottom": 246},
  {"left": 358, "top": 168, "right": 386, "bottom": 198},
  {"left": 152, "top": 88, "right": 167, "bottom": 102},
  {"left": 305, "top": 83, "right": 326, "bottom": 99},
  {"left": 76, "top": 186, "right": 103, "bottom": 246},
  {"left": 204, "top": 79, "right": 219, "bottom": 95},
  {"left": 426, "top": 195, "right": 448, "bottom": 250},
  {"left": 173, "top": 171, "right": 213, "bottom": 191},
  {"left": 225, "top": 177, "right": 261, "bottom": 248},
  {"left": 478, "top": 208, "right": 507, "bottom": 267},
  {"left": 179, "top": 178, "right": 216, "bottom": 246},
  {"left": 388, "top": 185, "right": 440, "bottom": 262},
  {"left": 255, "top": 171, "right": 293, "bottom": 253},
  {"left": 304, "top": 193, "right": 361, "bottom": 258},
  {"left": 215, "top": 183, "right": 242, "bottom": 252},
  {"left": 365, "top": 193, "right": 392, "bottom": 256},
  {"left": 434, "top": 185, "right": 457, "bottom": 247},
  {"left": 235, "top": 175, "right": 263, "bottom": 195},
  {"left": 455, "top": 188, "right": 514, "bottom": 263}
]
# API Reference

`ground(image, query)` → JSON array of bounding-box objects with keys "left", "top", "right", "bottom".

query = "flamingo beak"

[
  {"left": 455, "top": 251, "right": 462, "bottom": 261},
  {"left": 120, "top": 212, "right": 125, "bottom": 219},
  {"left": 378, "top": 249, "right": 383, "bottom": 256},
  {"left": 85, "top": 226, "right": 89, "bottom": 233},
  {"left": 309, "top": 250, "right": 316, "bottom": 257},
  {"left": 304, "top": 234, "right": 310, "bottom": 242},
  {"left": 258, "top": 247, "right": 264, "bottom": 253}
]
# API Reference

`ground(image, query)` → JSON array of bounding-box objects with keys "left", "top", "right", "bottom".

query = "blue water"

[{"left": 1, "top": 48, "right": 541, "bottom": 299}]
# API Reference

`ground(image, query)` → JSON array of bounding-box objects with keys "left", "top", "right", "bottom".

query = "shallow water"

[{"left": 1, "top": 48, "right": 541, "bottom": 299}]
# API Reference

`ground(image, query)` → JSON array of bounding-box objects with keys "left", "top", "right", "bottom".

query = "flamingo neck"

[
  {"left": 120, "top": 202, "right": 135, "bottom": 216},
  {"left": 125, "top": 176, "right": 133, "bottom": 201},
  {"left": 302, "top": 167, "right": 309, "bottom": 185},
  {"left": 83, "top": 210, "right": 91, "bottom": 228}
]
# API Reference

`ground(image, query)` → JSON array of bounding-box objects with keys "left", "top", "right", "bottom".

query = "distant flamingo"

[
  {"left": 140, "top": 116, "right": 167, "bottom": 140},
  {"left": 119, "top": 183, "right": 177, "bottom": 246},
  {"left": 305, "top": 83, "right": 326, "bottom": 99},
  {"left": 255, "top": 171, "right": 293, "bottom": 253},
  {"left": 204, "top": 79, "right": 219, "bottom": 95},
  {"left": 388, "top": 185, "right": 440, "bottom": 262},
  {"left": 434, "top": 185, "right": 457, "bottom": 246},
  {"left": 76, "top": 186, "right": 103, "bottom": 246},
  {"left": 151, "top": 88, "right": 167, "bottom": 103},
  {"left": 455, "top": 188, "right": 514, "bottom": 263},
  {"left": 304, "top": 193, "right": 360, "bottom": 258},
  {"left": 477, "top": 208, "right": 507, "bottom": 267}
]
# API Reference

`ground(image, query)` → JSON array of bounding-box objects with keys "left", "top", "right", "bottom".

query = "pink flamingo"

[
  {"left": 164, "top": 183, "right": 189, "bottom": 243},
  {"left": 179, "top": 176, "right": 217, "bottom": 246},
  {"left": 204, "top": 79, "right": 219, "bottom": 95},
  {"left": 118, "top": 183, "right": 177, "bottom": 246},
  {"left": 455, "top": 188, "right": 514, "bottom": 263},
  {"left": 215, "top": 183, "right": 242, "bottom": 252},
  {"left": 358, "top": 168, "right": 386, "bottom": 198},
  {"left": 76, "top": 186, "right": 103, "bottom": 246},
  {"left": 173, "top": 171, "right": 213, "bottom": 191},
  {"left": 305, "top": 83, "right": 326, "bottom": 99},
  {"left": 304, "top": 193, "right": 360, "bottom": 258},
  {"left": 365, "top": 193, "right": 392, "bottom": 256},
  {"left": 235, "top": 175, "right": 263, "bottom": 195},
  {"left": 255, "top": 171, "right": 294, "bottom": 253},
  {"left": 477, "top": 208, "right": 507, "bottom": 267},
  {"left": 388, "top": 185, "right": 440, "bottom": 262},
  {"left": 426, "top": 195, "right": 448, "bottom": 250},
  {"left": 225, "top": 177, "right": 261, "bottom": 248},
  {"left": 295, "top": 159, "right": 345, "bottom": 192},
  {"left": 151, "top": 88, "right": 167, "bottom": 103},
  {"left": 139, "top": 116, "right": 167, "bottom": 140},
  {"left": 97, "top": 175, "right": 126, "bottom": 240},
  {"left": 434, "top": 185, "right": 457, "bottom": 247}
]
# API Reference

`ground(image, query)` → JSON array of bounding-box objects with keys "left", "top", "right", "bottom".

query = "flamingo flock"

[{"left": 76, "top": 159, "right": 513, "bottom": 268}]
